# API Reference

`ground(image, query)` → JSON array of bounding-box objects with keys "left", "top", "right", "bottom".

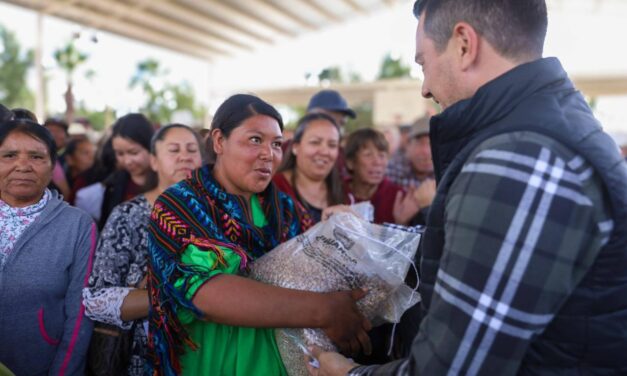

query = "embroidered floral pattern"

[{"left": 0, "top": 189, "right": 50, "bottom": 269}]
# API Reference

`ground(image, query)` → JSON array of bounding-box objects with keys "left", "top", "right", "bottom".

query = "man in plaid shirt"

[{"left": 308, "top": 0, "right": 627, "bottom": 375}]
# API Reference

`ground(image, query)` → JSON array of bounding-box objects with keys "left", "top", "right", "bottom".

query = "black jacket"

[{"left": 420, "top": 58, "right": 627, "bottom": 374}]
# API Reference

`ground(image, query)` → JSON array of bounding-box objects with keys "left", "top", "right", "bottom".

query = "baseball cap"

[
  {"left": 307, "top": 90, "right": 356, "bottom": 118},
  {"left": 408, "top": 116, "right": 430, "bottom": 139}
]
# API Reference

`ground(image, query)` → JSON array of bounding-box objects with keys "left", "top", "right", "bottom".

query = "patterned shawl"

[{"left": 146, "top": 165, "right": 311, "bottom": 375}]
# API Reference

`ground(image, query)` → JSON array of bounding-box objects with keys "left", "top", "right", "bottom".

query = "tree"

[
  {"left": 129, "top": 58, "right": 206, "bottom": 125},
  {"left": 0, "top": 25, "right": 34, "bottom": 109},
  {"left": 318, "top": 66, "right": 344, "bottom": 84},
  {"left": 377, "top": 53, "right": 411, "bottom": 80},
  {"left": 54, "top": 40, "right": 89, "bottom": 123}
]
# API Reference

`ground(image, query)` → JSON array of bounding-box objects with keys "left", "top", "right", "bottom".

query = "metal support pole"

[{"left": 35, "top": 12, "right": 46, "bottom": 122}]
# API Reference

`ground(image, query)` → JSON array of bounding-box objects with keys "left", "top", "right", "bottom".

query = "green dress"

[{"left": 174, "top": 195, "right": 288, "bottom": 376}]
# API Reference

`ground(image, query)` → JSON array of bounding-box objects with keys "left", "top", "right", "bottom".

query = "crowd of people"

[
  {"left": 0, "top": 83, "right": 435, "bottom": 376},
  {"left": 1, "top": 0, "right": 627, "bottom": 375}
]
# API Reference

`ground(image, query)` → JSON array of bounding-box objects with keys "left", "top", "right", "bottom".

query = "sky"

[{"left": 0, "top": 0, "right": 626, "bottom": 134}]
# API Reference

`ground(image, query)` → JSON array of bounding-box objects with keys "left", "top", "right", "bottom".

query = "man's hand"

[{"left": 306, "top": 345, "right": 359, "bottom": 376}]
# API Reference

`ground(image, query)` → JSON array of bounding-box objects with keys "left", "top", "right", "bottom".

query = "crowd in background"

[
  {"left": 3, "top": 0, "right": 627, "bottom": 374},
  {"left": 0, "top": 88, "right": 436, "bottom": 375}
]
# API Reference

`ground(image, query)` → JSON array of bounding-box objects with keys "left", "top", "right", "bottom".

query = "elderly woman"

[
  {"left": 0, "top": 118, "right": 95, "bottom": 375},
  {"left": 273, "top": 113, "right": 348, "bottom": 223},
  {"left": 83, "top": 124, "right": 204, "bottom": 375},
  {"left": 345, "top": 128, "right": 423, "bottom": 225},
  {"left": 147, "top": 95, "right": 370, "bottom": 375}
]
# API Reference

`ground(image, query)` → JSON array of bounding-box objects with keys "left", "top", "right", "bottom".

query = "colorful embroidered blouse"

[{"left": 146, "top": 165, "right": 310, "bottom": 375}]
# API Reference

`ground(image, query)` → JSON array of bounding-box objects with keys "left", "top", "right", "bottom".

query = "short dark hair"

[
  {"left": 111, "top": 113, "right": 154, "bottom": 151},
  {"left": 278, "top": 112, "right": 345, "bottom": 207},
  {"left": 207, "top": 94, "right": 283, "bottom": 162},
  {"left": 413, "top": 0, "right": 547, "bottom": 61},
  {"left": 344, "top": 128, "right": 389, "bottom": 163},
  {"left": 0, "top": 119, "right": 57, "bottom": 165}
]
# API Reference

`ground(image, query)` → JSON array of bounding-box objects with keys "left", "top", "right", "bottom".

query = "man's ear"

[
  {"left": 211, "top": 129, "right": 224, "bottom": 155},
  {"left": 452, "top": 22, "right": 479, "bottom": 71}
]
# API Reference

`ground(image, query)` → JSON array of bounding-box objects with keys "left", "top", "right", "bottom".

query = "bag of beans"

[{"left": 249, "top": 212, "right": 421, "bottom": 376}]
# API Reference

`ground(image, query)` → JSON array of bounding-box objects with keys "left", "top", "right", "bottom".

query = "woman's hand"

[
  {"left": 392, "top": 189, "right": 421, "bottom": 225},
  {"left": 393, "top": 179, "right": 436, "bottom": 225},
  {"left": 321, "top": 205, "right": 356, "bottom": 221},
  {"left": 306, "top": 345, "right": 358, "bottom": 376},
  {"left": 319, "top": 289, "right": 372, "bottom": 356},
  {"left": 413, "top": 178, "right": 436, "bottom": 209}
]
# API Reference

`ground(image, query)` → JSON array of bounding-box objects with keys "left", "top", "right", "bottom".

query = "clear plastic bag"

[
  {"left": 249, "top": 213, "right": 421, "bottom": 376},
  {"left": 350, "top": 201, "right": 374, "bottom": 222}
]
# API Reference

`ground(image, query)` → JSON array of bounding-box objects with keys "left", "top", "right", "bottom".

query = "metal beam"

[
  {"left": 43, "top": 0, "right": 79, "bottom": 13},
  {"left": 79, "top": 0, "right": 237, "bottom": 56},
  {"left": 573, "top": 76, "right": 627, "bottom": 97},
  {"left": 255, "top": 0, "right": 318, "bottom": 30},
  {"left": 299, "top": 0, "right": 342, "bottom": 22},
  {"left": 148, "top": 0, "right": 275, "bottom": 45},
  {"left": 53, "top": 4, "right": 217, "bottom": 61},
  {"left": 211, "top": 0, "right": 297, "bottom": 37},
  {"left": 341, "top": 0, "right": 367, "bottom": 14}
]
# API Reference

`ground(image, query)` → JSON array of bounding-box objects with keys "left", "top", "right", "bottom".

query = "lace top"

[
  {"left": 0, "top": 189, "right": 50, "bottom": 269},
  {"left": 83, "top": 195, "right": 151, "bottom": 376}
]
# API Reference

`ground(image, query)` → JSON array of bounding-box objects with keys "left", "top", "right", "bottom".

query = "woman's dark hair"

[
  {"left": 0, "top": 103, "right": 13, "bottom": 122},
  {"left": 278, "top": 112, "right": 345, "bottom": 206},
  {"left": 150, "top": 123, "right": 204, "bottom": 159},
  {"left": 206, "top": 94, "right": 283, "bottom": 163},
  {"left": 344, "top": 128, "right": 390, "bottom": 164},
  {"left": 12, "top": 108, "right": 38, "bottom": 122},
  {"left": 143, "top": 123, "right": 205, "bottom": 190},
  {"left": 0, "top": 119, "right": 57, "bottom": 165},
  {"left": 111, "top": 113, "right": 154, "bottom": 151}
]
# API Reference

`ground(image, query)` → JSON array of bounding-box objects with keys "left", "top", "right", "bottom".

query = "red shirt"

[{"left": 347, "top": 178, "right": 404, "bottom": 224}]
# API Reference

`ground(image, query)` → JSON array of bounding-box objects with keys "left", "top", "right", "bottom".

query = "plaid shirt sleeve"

[{"left": 348, "top": 132, "right": 613, "bottom": 376}]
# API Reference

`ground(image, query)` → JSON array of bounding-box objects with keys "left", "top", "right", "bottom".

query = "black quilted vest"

[{"left": 420, "top": 58, "right": 627, "bottom": 373}]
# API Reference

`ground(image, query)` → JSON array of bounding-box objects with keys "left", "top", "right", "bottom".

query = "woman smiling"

[{"left": 273, "top": 113, "right": 348, "bottom": 223}]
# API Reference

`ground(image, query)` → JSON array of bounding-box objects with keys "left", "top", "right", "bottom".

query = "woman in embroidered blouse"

[
  {"left": 0, "top": 117, "right": 95, "bottom": 375},
  {"left": 273, "top": 112, "right": 348, "bottom": 223},
  {"left": 147, "top": 94, "right": 371, "bottom": 375},
  {"left": 83, "top": 124, "right": 203, "bottom": 375}
]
